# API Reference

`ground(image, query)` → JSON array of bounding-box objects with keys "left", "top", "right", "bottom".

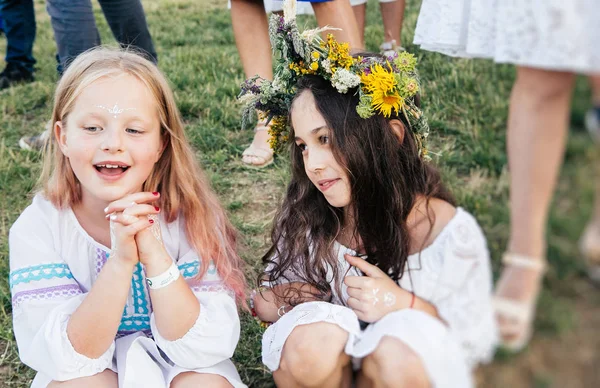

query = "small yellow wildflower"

[
  {"left": 310, "top": 62, "right": 319, "bottom": 71},
  {"left": 312, "top": 51, "right": 320, "bottom": 59}
]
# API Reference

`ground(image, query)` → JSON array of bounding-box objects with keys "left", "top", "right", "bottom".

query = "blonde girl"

[{"left": 9, "top": 47, "right": 246, "bottom": 388}]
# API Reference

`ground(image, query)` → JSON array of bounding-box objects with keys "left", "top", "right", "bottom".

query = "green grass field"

[{"left": 1, "top": 0, "right": 599, "bottom": 386}]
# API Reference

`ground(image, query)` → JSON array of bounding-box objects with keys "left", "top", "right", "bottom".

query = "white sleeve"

[
  {"left": 9, "top": 221, "right": 114, "bottom": 381},
  {"left": 431, "top": 212, "right": 499, "bottom": 368},
  {"left": 150, "top": 251, "right": 240, "bottom": 369}
]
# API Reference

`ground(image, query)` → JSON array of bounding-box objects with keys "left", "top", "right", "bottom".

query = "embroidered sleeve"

[
  {"left": 431, "top": 213, "right": 499, "bottom": 368},
  {"left": 150, "top": 251, "right": 240, "bottom": 369},
  {"left": 9, "top": 226, "right": 114, "bottom": 381}
]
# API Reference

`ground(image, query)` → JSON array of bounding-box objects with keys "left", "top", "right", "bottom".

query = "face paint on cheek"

[{"left": 95, "top": 103, "right": 137, "bottom": 118}]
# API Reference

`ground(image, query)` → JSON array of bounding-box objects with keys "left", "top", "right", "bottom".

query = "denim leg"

[
  {"left": 0, "top": 0, "right": 36, "bottom": 72},
  {"left": 46, "top": 0, "right": 100, "bottom": 74},
  {"left": 98, "top": 0, "right": 157, "bottom": 64}
]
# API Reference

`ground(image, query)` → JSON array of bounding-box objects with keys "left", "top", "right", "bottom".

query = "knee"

[
  {"left": 278, "top": 322, "right": 349, "bottom": 386},
  {"left": 170, "top": 372, "right": 232, "bottom": 388},
  {"left": 47, "top": 369, "right": 118, "bottom": 388},
  {"left": 364, "top": 337, "right": 431, "bottom": 388},
  {"left": 515, "top": 67, "right": 575, "bottom": 102}
]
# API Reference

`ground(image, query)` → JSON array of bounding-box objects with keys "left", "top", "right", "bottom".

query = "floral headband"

[{"left": 238, "top": 0, "right": 430, "bottom": 159}]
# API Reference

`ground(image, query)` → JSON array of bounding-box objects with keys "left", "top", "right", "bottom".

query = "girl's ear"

[
  {"left": 55, "top": 121, "right": 69, "bottom": 156},
  {"left": 389, "top": 119, "right": 406, "bottom": 144}
]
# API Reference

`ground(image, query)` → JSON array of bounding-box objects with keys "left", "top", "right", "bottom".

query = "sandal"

[
  {"left": 493, "top": 252, "right": 547, "bottom": 352},
  {"left": 242, "top": 121, "right": 274, "bottom": 168},
  {"left": 379, "top": 40, "right": 406, "bottom": 57}
]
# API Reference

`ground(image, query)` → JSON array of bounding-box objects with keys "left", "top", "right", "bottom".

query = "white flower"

[
  {"left": 331, "top": 69, "right": 361, "bottom": 93},
  {"left": 321, "top": 59, "right": 332, "bottom": 74},
  {"left": 272, "top": 78, "right": 285, "bottom": 93},
  {"left": 238, "top": 93, "right": 258, "bottom": 105}
]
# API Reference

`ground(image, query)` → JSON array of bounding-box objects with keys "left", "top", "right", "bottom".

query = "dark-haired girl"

[
  {"left": 240, "top": 5, "right": 498, "bottom": 386},
  {"left": 252, "top": 77, "right": 500, "bottom": 388}
]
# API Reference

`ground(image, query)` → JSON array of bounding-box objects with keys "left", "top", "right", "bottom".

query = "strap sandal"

[
  {"left": 242, "top": 121, "right": 274, "bottom": 168},
  {"left": 493, "top": 252, "right": 547, "bottom": 352}
]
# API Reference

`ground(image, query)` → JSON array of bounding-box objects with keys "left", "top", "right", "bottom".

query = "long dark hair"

[{"left": 261, "top": 73, "right": 454, "bottom": 305}]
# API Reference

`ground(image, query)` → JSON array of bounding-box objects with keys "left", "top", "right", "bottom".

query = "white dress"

[
  {"left": 261, "top": 208, "right": 498, "bottom": 388},
  {"left": 9, "top": 195, "right": 246, "bottom": 388},
  {"left": 414, "top": 0, "right": 600, "bottom": 74}
]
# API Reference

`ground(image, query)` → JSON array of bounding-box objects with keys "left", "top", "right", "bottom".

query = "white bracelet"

[{"left": 146, "top": 262, "right": 180, "bottom": 290}]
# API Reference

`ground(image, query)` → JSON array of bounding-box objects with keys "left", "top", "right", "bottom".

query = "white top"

[
  {"left": 9, "top": 194, "right": 243, "bottom": 387},
  {"left": 265, "top": 207, "right": 498, "bottom": 369}
]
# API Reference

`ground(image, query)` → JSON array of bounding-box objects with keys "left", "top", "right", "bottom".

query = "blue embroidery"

[
  {"left": 131, "top": 263, "right": 149, "bottom": 315},
  {"left": 10, "top": 263, "right": 74, "bottom": 289},
  {"left": 118, "top": 314, "right": 151, "bottom": 332},
  {"left": 178, "top": 261, "right": 199, "bottom": 278}
]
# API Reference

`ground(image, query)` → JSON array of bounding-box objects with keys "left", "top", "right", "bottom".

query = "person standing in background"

[
  {"left": 413, "top": 0, "right": 600, "bottom": 351},
  {"left": 0, "top": 0, "right": 36, "bottom": 90}
]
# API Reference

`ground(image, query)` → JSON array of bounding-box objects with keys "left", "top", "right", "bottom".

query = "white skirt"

[
  {"left": 262, "top": 301, "right": 473, "bottom": 388},
  {"left": 413, "top": 0, "right": 600, "bottom": 74},
  {"left": 31, "top": 332, "right": 246, "bottom": 388}
]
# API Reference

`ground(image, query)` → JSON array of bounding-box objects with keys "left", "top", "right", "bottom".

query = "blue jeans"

[
  {"left": 46, "top": 0, "right": 157, "bottom": 74},
  {"left": 0, "top": 0, "right": 36, "bottom": 73}
]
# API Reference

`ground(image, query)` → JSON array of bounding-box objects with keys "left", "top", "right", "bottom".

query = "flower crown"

[{"left": 238, "top": 0, "right": 430, "bottom": 159}]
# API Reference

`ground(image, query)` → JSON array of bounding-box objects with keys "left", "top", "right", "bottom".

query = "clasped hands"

[
  {"left": 344, "top": 254, "right": 414, "bottom": 323},
  {"left": 104, "top": 191, "right": 167, "bottom": 269}
]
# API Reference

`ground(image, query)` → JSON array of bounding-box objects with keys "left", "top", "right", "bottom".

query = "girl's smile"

[{"left": 317, "top": 178, "right": 341, "bottom": 192}]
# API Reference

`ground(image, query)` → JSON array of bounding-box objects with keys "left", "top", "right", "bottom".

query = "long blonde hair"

[{"left": 40, "top": 47, "right": 247, "bottom": 304}]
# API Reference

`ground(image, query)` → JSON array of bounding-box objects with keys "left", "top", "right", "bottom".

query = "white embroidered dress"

[
  {"left": 414, "top": 0, "right": 600, "bottom": 74},
  {"left": 9, "top": 195, "right": 246, "bottom": 388},
  {"left": 261, "top": 208, "right": 498, "bottom": 388}
]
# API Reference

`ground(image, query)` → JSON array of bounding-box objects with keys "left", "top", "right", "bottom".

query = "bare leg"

[
  {"left": 273, "top": 322, "right": 352, "bottom": 388},
  {"left": 352, "top": 3, "right": 367, "bottom": 49},
  {"left": 495, "top": 66, "right": 576, "bottom": 343},
  {"left": 231, "top": 0, "right": 274, "bottom": 166},
  {"left": 379, "top": 0, "right": 405, "bottom": 47},
  {"left": 171, "top": 372, "right": 233, "bottom": 388},
  {"left": 312, "top": 0, "right": 363, "bottom": 50},
  {"left": 48, "top": 369, "right": 118, "bottom": 387},
  {"left": 357, "top": 336, "right": 430, "bottom": 388}
]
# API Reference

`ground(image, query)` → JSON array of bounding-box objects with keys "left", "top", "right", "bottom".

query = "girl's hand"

[
  {"left": 104, "top": 192, "right": 160, "bottom": 267},
  {"left": 343, "top": 254, "right": 413, "bottom": 323}
]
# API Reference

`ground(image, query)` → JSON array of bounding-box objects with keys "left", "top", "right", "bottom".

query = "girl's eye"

[
  {"left": 320, "top": 135, "right": 329, "bottom": 144},
  {"left": 296, "top": 143, "right": 307, "bottom": 151},
  {"left": 83, "top": 126, "right": 100, "bottom": 132},
  {"left": 126, "top": 128, "right": 143, "bottom": 134}
]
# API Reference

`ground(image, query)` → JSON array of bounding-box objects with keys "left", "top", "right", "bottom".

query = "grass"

[{"left": 1, "top": 0, "right": 598, "bottom": 387}]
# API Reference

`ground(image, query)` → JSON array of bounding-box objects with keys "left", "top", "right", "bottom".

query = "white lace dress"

[
  {"left": 413, "top": 0, "right": 600, "bottom": 74},
  {"left": 261, "top": 208, "right": 498, "bottom": 388}
]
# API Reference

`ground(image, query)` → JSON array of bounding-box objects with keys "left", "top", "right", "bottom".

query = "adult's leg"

[
  {"left": 379, "top": 0, "right": 405, "bottom": 47},
  {"left": 98, "top": 0, "right": 157, "bottom": 64},
  {"left": 273, "top": 322, "right": 352, "bottom": 388},
  {"left": 312, "top": 0, "right": 363, "bottom": 50},
  {"left": 231, "top": 0, "right": 274, "bottom": 166},
  {"left": 46, "top": 0, "right": 100, "bottom": 74},
  {"left": 47, "top": 369, "right": 118, "bottom": 388},
  {"left": 495, "top": 66, "right": 576, "bottom": 343},
  {"left": 0, "top": 0, "right": 36, "bottom": 73},
  {"left": 357, "top": 336, "right": 430, "bottom": 388},
  {"left": 351, "top": 1, "right": 366, "bottom": 49}
]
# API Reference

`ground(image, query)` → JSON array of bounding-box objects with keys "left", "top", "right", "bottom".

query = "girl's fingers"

[
  {"left": 109, "top": 213, "right": 140, "bottom": 226},
  {"left": 104, "top": 192, "right": 160, "bottom": 214},
  {"left": 344, "top": 275, "right": 367, "bottom": 289},
  {"left": 124, "top": 217, "right": 155, "bottom": 236},
  {"left": 346, "top": 286, "right": 362, "bottom": 299},
  {"left": 122, "top": 203, "right": 160, "bottom": 217},
  {"left": 347, "top": 296, "right": 364, "bottom": 313}
]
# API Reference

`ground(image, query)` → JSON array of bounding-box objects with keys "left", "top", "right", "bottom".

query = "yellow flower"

[
  {"left": 312, "top": 51, "right": 320, "bottom": 59},
  {"left": 310, "top": 62, "right": 319, "bottom": 71},
  {"left": 371, "top": 91, "right": 404, "bottom": 117},
  {"left": 361, "top": 64, "right": 397, "bottom": 94}
]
